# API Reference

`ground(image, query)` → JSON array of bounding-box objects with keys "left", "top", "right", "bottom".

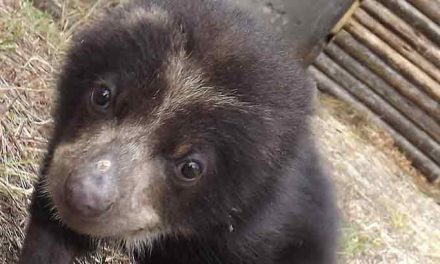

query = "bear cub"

[{"left": 20, "top": 0, "right": 338, "bottom": 263}]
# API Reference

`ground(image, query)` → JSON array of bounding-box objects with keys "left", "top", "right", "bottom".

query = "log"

[
  {"left": 362, "top": 1, "right": 440, "bottom": 68},
  {"left": 353, "top": 8, "right": 440, "bottom": 83},
  {"left": 333, "top": 30, "right": 440, "bottom": 122},
  {"left": 345, "top": 19, "right": 440, "bottom": 101},
  {"left": 330, "top": 0, "right": 361, "bottom": 36},
  {"left": 407, "top": 0, "right": 440, "bottom": 23},
  {"left": 314, "top": 53, "right": 440, "bottom": 164},
  {"left": 324, "top": 43, "right": 440, "bottom": 143},
  {"left": 309, "top": 66, "right": 440, "bottom": 182},
  {"left": 381, "top": 0, "right": 440, "bottom": 44}
]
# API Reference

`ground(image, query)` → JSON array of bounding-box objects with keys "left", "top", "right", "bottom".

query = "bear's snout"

[{"left": 64, "top": 157, "right": 118, "bottom": 218}]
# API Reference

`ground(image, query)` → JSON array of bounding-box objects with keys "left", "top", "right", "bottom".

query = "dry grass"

[
  {"left": 1, "top": 1, "right": 57, "bottom": 263},
  {"left": 318, "top": 95, "right": 440, "bottom": 201},
  {"left": 315, "top": 95, "right": 440, "bottom": 263},
  {"left": 0, "top": 1, "right": 126, "bottom": 263},
  {"left": 0, "top": 1, "right": 439, "bottom": 263}
]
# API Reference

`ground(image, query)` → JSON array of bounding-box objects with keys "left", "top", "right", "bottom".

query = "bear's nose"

[{"left": 64, "top": 159, "right": 116, "bottom": 218}]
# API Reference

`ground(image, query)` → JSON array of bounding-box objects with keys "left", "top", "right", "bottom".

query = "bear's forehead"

[
  {"left": 63, "top": 5, "right": 248, "bottom": 108},
  {"left": 68, "top": 8, "right": 177, "bottom": 78},
  {"left": 53, "top": 3, "right": 260, "bottom": 152}
]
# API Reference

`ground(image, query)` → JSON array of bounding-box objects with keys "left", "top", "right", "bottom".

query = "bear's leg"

[{"left": 20, "top": 179, "right": 93, "bottom": 264}]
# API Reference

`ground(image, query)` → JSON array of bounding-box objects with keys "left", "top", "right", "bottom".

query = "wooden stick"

[
  {"left": 333, "top": 30, "right": 440, "bottom": 122},
  {"left": 314, "top": 53, "right": 440, "bottom": 164},
  {"left": 330, "top": 0, "right": 361, "bottom": 36},
  {"left": 324, "top": 43, "right": 440, "bottom": 143},
  {"left": 353, "top": 8, "right": 440, "bottom": 83},
  {"left": 362, "top": 1, "right": 440, "bottom": 68},
  {"left": 309, "top": 66, "right": 440, "bottom": 182},
  {"left": 407, "top": 0, "right": 440, "bottom": 23},
  {"left": 381, "top": 0, "right": 440, "bottom": 44},
  {"left": 345, "top": 19, "right": 440, "bottom": 101}
]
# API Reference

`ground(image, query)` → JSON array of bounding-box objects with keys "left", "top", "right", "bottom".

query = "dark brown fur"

[{"left": 20, "top": 0, "right": 338, "bottom": 263}]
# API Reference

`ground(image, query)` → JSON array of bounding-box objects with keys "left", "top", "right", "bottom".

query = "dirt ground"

[{"left": 1, "top": 1, "right": 439, "bottom": 263}]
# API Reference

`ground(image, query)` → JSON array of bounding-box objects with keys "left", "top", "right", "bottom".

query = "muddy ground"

[{"left": 0, "top": 1, "right": 439, "bottom": 263}]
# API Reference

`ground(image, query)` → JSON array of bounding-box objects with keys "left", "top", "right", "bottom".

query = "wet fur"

[{"left": 20, "top": 0, "right": 338, "bottom": 263}]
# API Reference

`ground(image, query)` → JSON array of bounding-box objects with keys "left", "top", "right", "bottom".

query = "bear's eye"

[
  {"left": 177, "top": 160, "right": 204, "bottom": 182},
  {"left": 90, "top": 85, "right": 112, "bottom": 110}
]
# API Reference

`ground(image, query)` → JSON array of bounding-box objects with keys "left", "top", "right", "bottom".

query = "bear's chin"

[{"left": 54, "top": 203, "right": 163, "bottom": 239}]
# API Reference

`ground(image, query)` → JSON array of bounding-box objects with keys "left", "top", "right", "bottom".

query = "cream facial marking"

[
  {"left": 96, "top": 159, "right": 112, "bottom": 173},
  {"left": 45, "top": 121, "right": 163, "bottom": 238},
  {"left": 147, "top": 50, "right": 247, "bottom": 133}
]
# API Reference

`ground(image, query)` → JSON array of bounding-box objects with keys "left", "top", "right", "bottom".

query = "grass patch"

[
  {"left": 1, "top": 1, "right": 60, "bottom": 45},
  {"left": 339, "top": 224, "right": 383, "bottom": 257}
]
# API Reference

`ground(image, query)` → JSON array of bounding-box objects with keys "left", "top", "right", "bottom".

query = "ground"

[{"left": 0, "top": 1, "right": 439, "bottom": 264}]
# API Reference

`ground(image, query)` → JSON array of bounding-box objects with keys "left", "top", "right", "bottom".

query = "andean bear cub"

[{"left": 20, "top": 0, "right": 338, "bottom": 263}]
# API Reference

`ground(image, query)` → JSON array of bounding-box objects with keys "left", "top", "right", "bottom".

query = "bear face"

[{"left": 44, "top": 0, "right": 314, "bottom": 248}]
